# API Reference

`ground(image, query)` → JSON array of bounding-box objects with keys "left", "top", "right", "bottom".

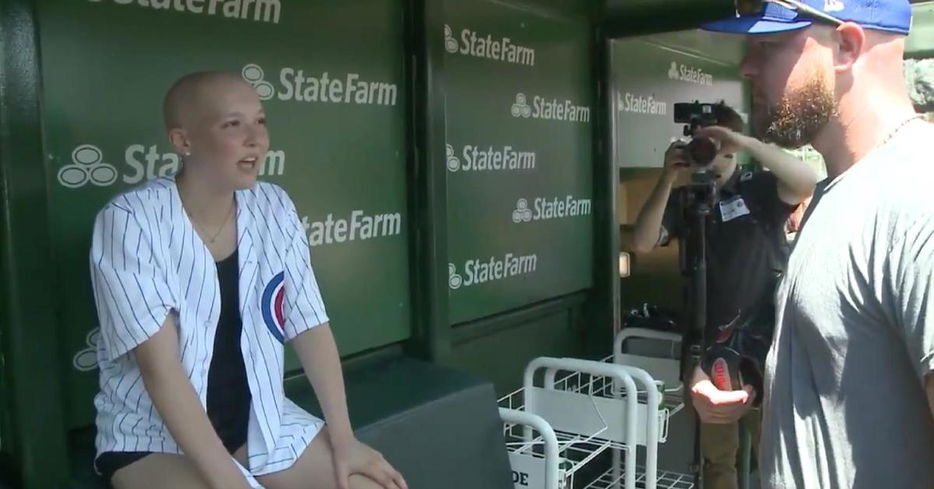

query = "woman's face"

[{"left": 176, "top": 77, "right": 270, "bottom": 191}]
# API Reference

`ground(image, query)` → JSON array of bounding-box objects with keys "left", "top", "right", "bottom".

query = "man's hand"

[
  {"left": 690, "top": 365, "right": 756, "bottom": 424},
  {"left": 663, "top": 140, "right": 693, "bottom": 180},
  {"left": 692, "top": 125, "right": 750, "bottom": 156}
]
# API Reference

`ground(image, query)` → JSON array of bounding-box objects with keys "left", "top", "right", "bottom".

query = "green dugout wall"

[
  {"left": 442, "top": 0, "right": 594, "bottom": 324},
  {"left": 418, "top": 0, "right": 613, "bottom": 406}
]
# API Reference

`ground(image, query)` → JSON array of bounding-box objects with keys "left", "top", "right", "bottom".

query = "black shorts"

[
  {"left": 97, "top": 251, "right": 251, "bottom": 484},
  {"left": 94, "top": 424, "right": 246, "bottom": 483}
]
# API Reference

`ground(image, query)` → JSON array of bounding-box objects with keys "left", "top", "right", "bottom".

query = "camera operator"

[{"left": 631, "top": 102, "right": 817, "bottom": 489}]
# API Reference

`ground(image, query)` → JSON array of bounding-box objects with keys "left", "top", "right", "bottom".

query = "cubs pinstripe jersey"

[{"left": 89, "top": 176, "right": 328, "bottom": 483}]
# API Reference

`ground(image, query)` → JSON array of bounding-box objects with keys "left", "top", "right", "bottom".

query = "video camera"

[
  {"left": 673, "top": 101, "right": 720, "bottom": 167},
  {"left": 673, "top": 101, "right": 720, "bottom": 210}
]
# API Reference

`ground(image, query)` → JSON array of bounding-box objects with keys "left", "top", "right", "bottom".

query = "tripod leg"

[{"left": 693, "top": 402, "right": 704, "bottom": 489}]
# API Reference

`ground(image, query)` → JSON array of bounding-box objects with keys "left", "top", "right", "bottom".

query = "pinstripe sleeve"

[
  {"left": 90, "top": 202, "right": 175, "bottom": 361},
  {"left": 281, "top": 198, "right": 329, "bottom": 341}
]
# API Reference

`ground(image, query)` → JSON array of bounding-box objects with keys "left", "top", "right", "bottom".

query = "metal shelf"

[
  {"left": 498, "top": 328, "right": 696, "bottom": 489},
  {"left": 584, "top": 466, "right": 695, "bottom": 489}
]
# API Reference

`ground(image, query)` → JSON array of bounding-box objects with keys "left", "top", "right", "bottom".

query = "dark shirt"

[
  {"left": 206, "top": 249, "right": 251, "bottom": 451},
  {"left": 663, "top": 169, "right": 795, "bottom": 346}
]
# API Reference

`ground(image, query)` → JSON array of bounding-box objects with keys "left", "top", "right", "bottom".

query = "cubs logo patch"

[{"left": 261, "top": 271, "right": 286, "bottom": 343}]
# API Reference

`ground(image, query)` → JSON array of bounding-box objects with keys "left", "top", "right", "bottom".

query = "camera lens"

[{"left": 687, "top": 137, "right": 719, "bottom": 166}]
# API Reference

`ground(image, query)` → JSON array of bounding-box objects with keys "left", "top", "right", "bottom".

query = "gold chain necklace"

[
  {"left": 877, "top": 114, "right": 924, "bottom": 150},
  {"left": 190, "top": 199, "right": 235, "bottom": 244}
]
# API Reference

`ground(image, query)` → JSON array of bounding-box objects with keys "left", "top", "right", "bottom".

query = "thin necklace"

[
  {"left": 190, "top": 199, "right": 235, "bottom": 244},
  {"left": 877, "top": 114, "right": 924, "bottom": 150}
]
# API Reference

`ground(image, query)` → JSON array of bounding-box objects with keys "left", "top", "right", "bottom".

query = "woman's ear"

[{"left": 168, "top": 128, "right": 191, "bottom": 156}]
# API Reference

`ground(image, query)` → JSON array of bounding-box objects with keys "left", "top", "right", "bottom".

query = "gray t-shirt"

[{"left": 762, "top": 120, "right": 934, "bottom": 489}]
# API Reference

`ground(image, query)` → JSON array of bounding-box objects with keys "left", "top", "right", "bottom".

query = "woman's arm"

[
  {"left": 135, "top": 314, "right": 254, "bottom": 489},
  {"left": 291, "top": 324, "right": 407, "bottom": 489},
  {"left": 290, "top": 324, "right": 353, "bottom": 445}
]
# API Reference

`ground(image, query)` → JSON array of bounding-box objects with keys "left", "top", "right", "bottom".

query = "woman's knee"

[
  {"left": 349, "top": 473, "right": 385, "bottom": 489},
  {"left": 258, "top": 430, "right": 337, "bottom": 489}
]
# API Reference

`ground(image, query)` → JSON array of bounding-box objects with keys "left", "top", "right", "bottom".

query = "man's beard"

[{"left": 756, "top": 74, "right": 837, "bottom": 149}]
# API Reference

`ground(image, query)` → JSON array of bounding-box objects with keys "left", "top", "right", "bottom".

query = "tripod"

[{"left": 679, "top": 169, "right": 718, "bottom": 489}]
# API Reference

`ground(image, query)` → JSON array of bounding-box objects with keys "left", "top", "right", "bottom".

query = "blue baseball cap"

[{"left": 701, "top": 0, "right": 912, "bottom": 36}]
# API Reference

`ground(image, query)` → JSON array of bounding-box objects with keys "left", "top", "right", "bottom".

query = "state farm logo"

[
  {"left": 446, "top": 143, "right": 536, "bottom": 173},
  {"left": 242, "top": 63, "right": 275, "bottom": 100},
  {"left": 58, "top": 143, "right": 286, "bottom": 189},
  {"left": 512, "top": 92, "right": 590, "bottom": 123},
  {"left": 448, "top": 253, "right": 538, "bottom": 289},
  {"left": 668, "top": 61, "right": 713, "bottom": 86},
  {"left": 512, "top": 199, "right": 532, "bottom": 223},
  {"left": 511, "top": 93, "right": 532, "bottom": 118},
  {"left": 58, "top": 145, "right": 119, "bottom": 188},
  {"left": 444, "top": 24, "right": 536, "bottom": 66},
  {"left": 87, "top": 0, "right": 281, "bottom": 24},
  {"left": 241, "top": 63, "right": 398, "bottom": 106},
  {"left": 512, "top": 195, "right": 592, "bottom": 222}
]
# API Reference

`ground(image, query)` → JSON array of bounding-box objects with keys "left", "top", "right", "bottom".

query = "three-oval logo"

[
  {"left": 511, "top": 93, "right": 531, "bottom": 118},
  {"left": 446, "top": 144, "right": 461, "bottom": 172},
  {"left": 512, "top": 199, "right": 532, "bottom": 223},
  {"left": 668, "top": 61, "right": 679, "bottom": 80},
  {"left": 242, "top": 63, "right": 275, "bottom": 101},
  {"left": 444, "top": 24, "right": 459, "bottom": 53},
  {"left": 448, "top": 263, "right": 463, "bottom": 290},
  {"left": 73, "top": 328, "right": 100, "bottom": 372},
  {"left": 58, "top": 145, "right": 119, "bottom": 188}
]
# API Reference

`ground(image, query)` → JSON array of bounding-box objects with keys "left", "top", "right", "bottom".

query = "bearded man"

[{"left": 696, "top": 1, "right": 934, "bottom": 487}]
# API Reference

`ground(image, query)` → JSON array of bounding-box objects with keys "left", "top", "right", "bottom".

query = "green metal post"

[
  {"left": 406, "top": 0, "right": 452, "bottom": 362},
  {"left": 0, "top": 0, "right": 71, "bottom": 487}
]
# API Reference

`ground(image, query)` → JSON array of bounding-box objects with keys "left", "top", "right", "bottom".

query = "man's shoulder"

[
  {"left": 881, "top": 121, "right": 934, "bottom": 172},
  {"left": 873, "top": 123, "right": 934, "bottom": 198}
]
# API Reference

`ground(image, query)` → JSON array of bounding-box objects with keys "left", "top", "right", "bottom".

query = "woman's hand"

[{"left": 331, "top": 435, "right": 407, "bottom": 489}]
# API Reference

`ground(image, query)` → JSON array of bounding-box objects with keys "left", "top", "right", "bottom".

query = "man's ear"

[{"left": 834, "top": 22, "right": 866, "bottom": 73}]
